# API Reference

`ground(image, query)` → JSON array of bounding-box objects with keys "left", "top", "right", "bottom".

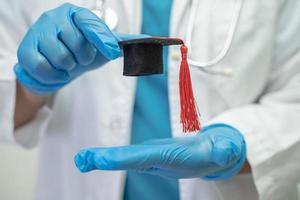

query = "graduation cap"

[{"left": 119, "top": 37, "right": 201, "bottom": 133}]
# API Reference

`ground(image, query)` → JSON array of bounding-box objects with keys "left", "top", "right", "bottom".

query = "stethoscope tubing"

[{"left": 93, "top": 0, "right": 244, "bottom": 76}]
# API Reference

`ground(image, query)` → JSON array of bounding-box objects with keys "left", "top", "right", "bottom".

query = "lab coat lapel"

[
  {"left": 171, "top": 0, "right": 192, "bottom": 36},
  {"left": 101, "top": 2, "right": 141, "bottom": 199},
  {"left": 120, "top": 0, "right": 142, "bottom": 33}
]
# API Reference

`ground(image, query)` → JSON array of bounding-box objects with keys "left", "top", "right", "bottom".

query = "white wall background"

[{"left": 0, "top": 145, "right": 38, "bottom": 200}]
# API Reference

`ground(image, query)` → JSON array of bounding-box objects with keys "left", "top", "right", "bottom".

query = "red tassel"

[{"left": 179, "top": 44, "right": 201, "bottom": 133}]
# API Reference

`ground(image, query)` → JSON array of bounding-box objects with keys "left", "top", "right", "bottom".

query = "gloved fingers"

[
  {"left": 141, "top": 135, "right": 244, "bottom": 179},
  {"left": 140, "top": 137, "right": 176, "bottom": 145},
  {"left": 17, "top": 39, "right": 70, "bottom": 85},
  {"left": 69, "top": 51, "right": 109, "bottom": 77},
  {"left": 140, "top": 135, "right": 196, "bottom": 146},
  {"left": 137, "top": 167, "right": 171, "bottom": 177},
  {"left": 74, "top": 145, "right": 163, "bottom": 173},
  {"left": 38, "top": 31, "right": 77, "bottom": 71},
  {"left": 59, "top": 20, "right": 97, "bottom": 66},
  {"left": 136, "top": 167, "right": 184, "bottom": 179},
  {"left": 14, "top": 64, "right": 66, "bottom": 96},
  {"left": 72, "top": 7, "right": 121, "bottom": 60},
  {"left": 139, "top": 130, "right": 244, "bottom": 178}
]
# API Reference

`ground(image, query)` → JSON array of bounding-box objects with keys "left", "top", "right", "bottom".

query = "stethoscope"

[
  {"left": 91, "top": 0, "right": 118, "bottom": 31},
  {"left": 92, "top": 0, "right": 244, "bottom": 76}
]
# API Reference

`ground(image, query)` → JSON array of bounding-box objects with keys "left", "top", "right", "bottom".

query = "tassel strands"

[{"left": 179, "top": 44, "right": 201, "bottom": 133}]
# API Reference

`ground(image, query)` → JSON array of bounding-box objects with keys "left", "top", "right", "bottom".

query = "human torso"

[{"left": 34, "top": 0, "right": 278, "bottom": 199}]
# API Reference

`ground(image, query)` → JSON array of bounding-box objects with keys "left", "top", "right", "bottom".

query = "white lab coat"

[{"left": 0, "top": 0, "right": 300, "bottom": 199}]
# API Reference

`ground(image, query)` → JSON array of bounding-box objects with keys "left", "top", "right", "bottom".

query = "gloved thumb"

[
  {"left": 71, "top": 7, "right": 121, "bottom": 60},
  {"left": 211, "top": 136, "right": 242, "bottom": 168}
]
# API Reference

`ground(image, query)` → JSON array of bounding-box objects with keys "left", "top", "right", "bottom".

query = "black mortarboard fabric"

[
  {"left": 119, "top": 37, "right": 201, "bottom": 133},
  {"left": 119, "top": 37, "right": 183, "bottom": 76}
]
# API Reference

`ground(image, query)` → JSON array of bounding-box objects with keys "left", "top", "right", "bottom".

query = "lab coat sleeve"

[
  {"left": 208, "top": 1, "right": 300, "bottom": 199},
  {"left": 0, "top": 1, "right": 53, "bottom": 148}
]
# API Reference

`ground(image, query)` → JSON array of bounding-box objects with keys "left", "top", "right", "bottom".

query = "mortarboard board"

[
  {"left": 119, "top": 37, "right": 183, "bottom": 76},
  {"left": 119, "top": 37, "right": 201, "bottom": 133}
]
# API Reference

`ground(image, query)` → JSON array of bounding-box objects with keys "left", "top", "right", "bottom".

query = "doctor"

[{"left": 0, "top": 0, "right": 299, "bottom": 200}]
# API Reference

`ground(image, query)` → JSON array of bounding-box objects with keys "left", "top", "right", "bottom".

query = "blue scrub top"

[{"left": 123, "top": 0, "right": 180, "bottom": 200}]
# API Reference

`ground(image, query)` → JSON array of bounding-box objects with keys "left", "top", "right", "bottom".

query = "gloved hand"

[
  {"left": 74, "top": 124, "right": 246, "bottom": 180},
  {"left": 14, "top": 3, "right": 135, "bottom": 96}
]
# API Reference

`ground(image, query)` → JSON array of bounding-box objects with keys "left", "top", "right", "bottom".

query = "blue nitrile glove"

[
  {"left": 74, "top": 124, "right": 247, "bottom": 180},
  {"left": 14, "top": 3, "right": 140, "bottom": 96}
]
